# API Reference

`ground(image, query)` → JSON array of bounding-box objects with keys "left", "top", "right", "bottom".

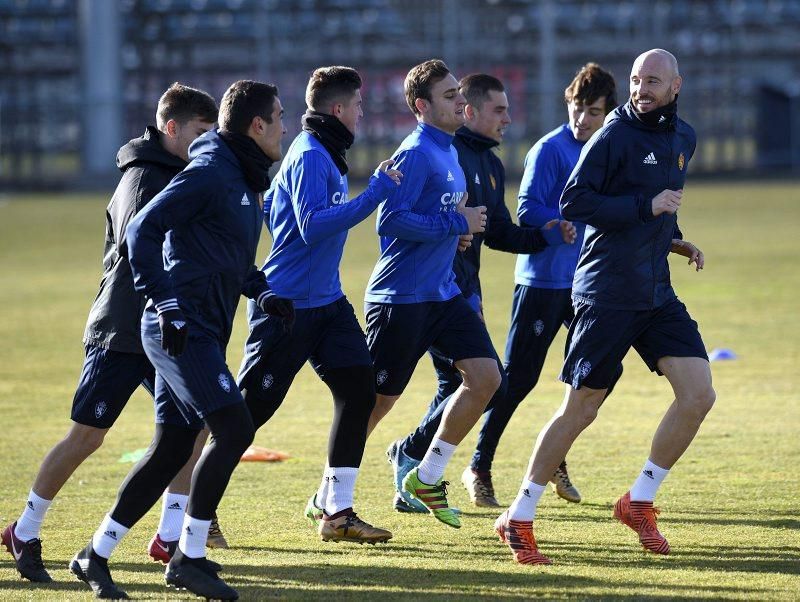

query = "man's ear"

[
  {"left": 165, "top": 119, "right": 178, "bottom": 138},
  {"left": 331, "top": 103, "right": 344, "bottom": 118},
  {"left": 414, "top": 97, "right": 428, "bottom": 115},
  {"left": 464, "top": 104, "right": 476, "bottom": 121},
  {"left": 672, "top": 75, "right": 683, "bottom": 95}
]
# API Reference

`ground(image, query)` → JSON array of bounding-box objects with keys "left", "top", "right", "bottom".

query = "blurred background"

[{"left": 1, "top": 0, "right": 799, "bottom": 188}]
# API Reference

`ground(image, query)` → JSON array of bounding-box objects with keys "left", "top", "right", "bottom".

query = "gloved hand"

[
  {"left": 158, "top": 308, "right": 189, "bottom": 357},
  {"left": 258, "top": 293, "right": 295, "bottom": 332}
]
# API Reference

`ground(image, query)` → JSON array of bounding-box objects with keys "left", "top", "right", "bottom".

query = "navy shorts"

[
  {"left": 142, "top": 326, "right": 244, "bottom": 429},
  {"left": 560, "top": 297, "right": 708, "bottom": 390},
  {"left": 237, "top": 297, "right": 371, "bottom": 404},
  {"left": 71, "top": 344, "right": 155, "bottom": 429},
  {"left": 365, "top": 295, "right": 496, "bottom": 396}
]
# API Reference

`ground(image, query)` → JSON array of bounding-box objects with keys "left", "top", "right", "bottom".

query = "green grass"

[{"left": 0, "top": 181, "right": 798, "bottom": 600}]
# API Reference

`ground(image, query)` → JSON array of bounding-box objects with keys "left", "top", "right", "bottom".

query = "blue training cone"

[{"left": 708, "top": 348, "right": 737, "bottom": 361}]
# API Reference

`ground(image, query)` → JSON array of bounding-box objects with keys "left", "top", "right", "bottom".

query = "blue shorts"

[
  {"left": 365, "top": 295, "right": 495, "bottom": 396},
  {"left": 560, "top": 297, "right": 708, "bottom": 390},
  {"left": 142, "top": 327, "right": 244, "bottom": 429},
  {"left": 71, "top": 345, "right": 155, "bottom": 429},
  {"left": 237, "top": 297, "right": 371, "bottom": 404}
]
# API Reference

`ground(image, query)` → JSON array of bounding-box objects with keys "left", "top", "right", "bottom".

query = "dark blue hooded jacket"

[
  {"left": 127, "top": 129, "right": 271, "bottom": 345},
  {"left": 560, "top": 100, "right": 694, "bottom": 310}
]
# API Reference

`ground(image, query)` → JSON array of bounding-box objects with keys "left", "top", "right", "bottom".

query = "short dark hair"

[
  {"left": 564, "top": 63, "right": 617, "bottom": 114},
  {"left": 218, "top": 80, "right": 280, "bottom": 135},
  {"left": 305, "top": 66, "right": 362, "bottom": 112},
  {"left": 156, "top": 82, "right": 218, "bottom": 129},
  {"left": 404, "top": 59, "right": 451, "bottom": 116},
  {"left": 459, "top": 73, "right": 505, "bottom": 109}
]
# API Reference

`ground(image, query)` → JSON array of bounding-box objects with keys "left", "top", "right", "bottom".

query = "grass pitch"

[{"left": 0, "top": 181, "right": 798, "bottom": 600}]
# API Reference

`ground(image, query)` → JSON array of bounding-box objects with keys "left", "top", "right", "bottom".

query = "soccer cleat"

[
  {"left": 165, "top": 550, "right": 238, "bottom": 601},
  {"left": 1, "top": 522, "right": 52, "bottom": 583},
  {"left": 494, "top": 509, "right": 552, "bottom": 565},
  {"left": 613, "top": 491, "right": 670, "bottom": 555},
  {"left": 206, "top": 513, "right": 229, "bottom": 549},
  {"left": 461, "top": 467, "right": 501, "bottom": 507},
  {"left": 318, "top": 510, "right": 393, "bottom": 544},
  {"left": 148, "top": 533, "right": 222, "bottom": 572},
  {"left": 402, "top": 468, "right": 461, "bottom": 529},
  {"left": 393, "top": 491, "right": 426, "bottom": 513},
  {"left": 69, "top": 542, "right": 129, "bottom": 599},
  {"left": 550, "top": 460, "right": 581, "bottom": 503},
  {"left": 305, "top": 493, "right": 325, "bottom": 527}
]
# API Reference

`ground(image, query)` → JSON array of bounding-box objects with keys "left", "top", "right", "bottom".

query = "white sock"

[
  {"left": 157, "top": 492, "right": 188, "bottom": 542},
  {"left": 315, "top": 461, "right": 330, "bottom": 512},
  {"left": 15, "top": 491, "right": 52, "bottom": 542},
  {"left": 417, "top": 438, "right": 456, "bottom": 484},
  {"left": 507, "top": 479, "right": 547, "bottom": 521},
  {"left": 91, "top": 515, "right": 130, "bottom": 559},
  {"left": 325, "top": 466, "right": 359, "bottom": 515},
  {"left": 178, "top": 514, "right": 211, "bottom": 559},
  {"left": 630, "top": 459, "right": 670, "bottom": 502}
]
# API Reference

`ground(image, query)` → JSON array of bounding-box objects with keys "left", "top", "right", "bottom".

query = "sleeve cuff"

[{"left": 154, "top": 298, "right": 179, "bottom": 315}]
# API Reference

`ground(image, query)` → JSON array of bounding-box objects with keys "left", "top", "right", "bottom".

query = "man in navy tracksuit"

[
  {"left": 2, "top": 83, "right": 218, "bottom": 585},
  {"left": 364, "top": 60, "right": 501, "bottom": 530},
  {"left": 236, "top": 67, "right": 399, "bottom": 544},
  {"left": 496, "top": 50, "right": 714, "bottom": 565},
  {"left": 385, "top": 74, "right": 574, "bottom": 513},
  {"left": 70, "top": 80, "right": 293, "bottom": 600}
]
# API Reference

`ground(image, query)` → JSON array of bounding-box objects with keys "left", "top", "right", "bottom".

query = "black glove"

[
  {"left": 258, "top": 293, "right": 295, "bottom": 332},
  {"left": 158, "top": 308, "right": 189, "bottom": 357}
]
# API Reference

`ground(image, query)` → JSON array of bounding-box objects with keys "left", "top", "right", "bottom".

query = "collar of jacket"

[
  {"left": 116, "top": 125, "right": 188, "bottom": 172},
  {"left": 417, "top": 122, "right": 455, "bottom": 149},
  {"left": 624, "top": 97, "right": 678, "bottom": 132},
  {"left": 455, "top": 125, "right": 499, "bottom": 152}
]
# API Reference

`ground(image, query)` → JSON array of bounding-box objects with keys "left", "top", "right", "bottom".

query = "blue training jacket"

[
  {"left": 262, "top": 131, "right": 395, "bottom": 309},
  {"left": 515, "top": 123, "right": 586, "bottom": 289},
  {"left": 127, "top": 130, "right": 271, "bottom": 344},
  {"left": 560, "top": 101, "right": 694, "bottom": 310},
  {"left": 365, "top": 123, "right": 469, "bottom": 304}
]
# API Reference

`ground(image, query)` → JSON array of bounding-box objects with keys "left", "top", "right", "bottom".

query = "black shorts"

[
  {"left": 237, "top": 297, "right": 372, "bottom": 404},
  {"left": 70, "top": 344, "right": 155, "bottom": 429},
  {"left": 365, "top": 295, "right": 495, "bottom": 396},
  {"left": 560, "top": 297, "right": 708, "bottom": 390}
]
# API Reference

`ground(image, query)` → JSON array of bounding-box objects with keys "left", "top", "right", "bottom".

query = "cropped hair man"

[
  {"left": 69, "top": 80, "right": 293, "bottom": 600},
  {"left": 2, "top": 82, "right": 218, "bottom": 584}
]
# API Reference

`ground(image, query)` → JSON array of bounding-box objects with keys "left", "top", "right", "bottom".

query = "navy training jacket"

[
  {"left": 127, "top": 130, "right": 271, "bottom": 345},
  {"left": 452, "top": 126, "right": 553, "bottom": 301},
  {"left": 560, "top": 101, "right": 694, "bottom": 310}
]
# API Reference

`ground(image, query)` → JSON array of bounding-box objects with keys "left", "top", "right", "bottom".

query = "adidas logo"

[
  {"left": 522, "top": 488, "right": 531, "bottom": 498},
  {"left": 431, "top": 447, "right": 442, "bottom": 456},
  {"left": 658, "top": 115, "right": 666, "bottom": 123},
  {"left": 241, "top": 193, "right": 250, "bottom": 205},
  {"left": 326, "top": 475, "right": 339, "bottom": 483},
  {"left": 167, "top": 502, "right": 182, "bottom": 510},
  {"left": 185, "top": 526, "right": 193, "bottom": 535},
  {"left": 643, "top": 152, "right": 658, "bottom": 165},
  {"left": 446, "top": 170, "right": 455, "bottom": 182},
  {"left": 474, "top": 173, "right": 480, "bottom": 185},
  {"left": 170, "top": 320, "right": 186, "bottom": 330},
  {"left": 104, "top": 530, "right": 117, "bottom": 540},
  {"left": 643, "top": 469, "right": 654, "bottom": 479},
  {"left": 27, "top": 501, "right": 34, "bottom": 511}
]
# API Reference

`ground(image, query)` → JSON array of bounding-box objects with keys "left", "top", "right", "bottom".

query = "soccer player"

[
  {"left": 364, "top": 59, "right": 501, "bottom": 529},
  {"left": 237, "top": 66, "right": 400, "bottom": 544},
  {"left": 495, "top": 49, "right": 714, "bottom": 565},
  {"left": 69, "top": 80, "right": 294, "bottom": 600},
  {"left": 386, "top": 73, "right": 575, "bottom": 513},
  {"left": 1, "top": 83, "right": 218, "bottom": 584}
]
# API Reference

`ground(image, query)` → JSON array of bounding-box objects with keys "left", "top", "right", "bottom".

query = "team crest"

[
  {"left": 579, "top": 360, "right": 592, "bottom": 378},
  {"left": 678, "top": 152, "right": 685, "bottom": 171},
  {"left": 218, "top": 373, "right": 231, "bottom": 393},
  {"left": 94, "top": 401, "right": 107, "bottom": 419},
  {"left": 534, "top": 320, "right": 544, "bottom": 336},
  {"left": 489, "top": 174, "right": 496, "bottom": 190},
  {"left": 262, "top": 373, "right": 274, "bottom": 390},
  {"left": 376, "top": 369, "right": 389, "bottom": 386}
]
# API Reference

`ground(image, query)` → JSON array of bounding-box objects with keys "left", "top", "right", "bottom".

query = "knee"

[
  {"left": 463, "top": 360, "right": 502, "bottom": 400},
  {"left": 65, "top": 425, "right": 107, "bottom": 456},
  {"left": 683, "top": 386, "right": 716, "bottom": 418},
  {"left": 561, "top": 389, "right": 603, "bottom": 430},
  {"left": 373, "top": 395, "right": 396, "bottom": 420}
]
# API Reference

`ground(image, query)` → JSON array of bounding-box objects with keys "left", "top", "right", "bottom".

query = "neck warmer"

[
  {"left": 301, "top": 110, "right": 354, "bottom": 175},
  {"left": 218, "top": 129, "right": 273, "bottom": 193},
  {"left": 632, "top": 96, "right": 678, "bottom": 130}
]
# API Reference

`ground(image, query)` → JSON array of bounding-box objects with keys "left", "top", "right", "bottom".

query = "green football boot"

[{"left": 402, "top": 468, "right": 461, "bottom": 529}]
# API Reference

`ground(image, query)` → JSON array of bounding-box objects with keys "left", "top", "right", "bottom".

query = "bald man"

[{"left": 494, "top": 49, "right": 714, "bottom": 565}]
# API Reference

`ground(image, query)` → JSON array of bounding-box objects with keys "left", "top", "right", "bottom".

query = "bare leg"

[
  {"left": 32, "top": 423, "right": 109, "bottom": 499},
  {"left": 366, "top": 394, "right": 399, "bottom": 438},
  {"left": 434, "top": 357, "right": 501, "bottom": 444}
]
